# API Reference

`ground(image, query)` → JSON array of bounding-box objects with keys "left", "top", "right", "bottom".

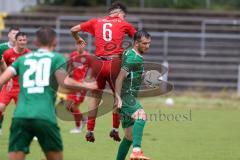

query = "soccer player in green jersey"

[
  {"left": 0, "top": 27, "right": 97, "bottom": 160},
  {"left": 115, "top": 30, "right": 151, "bottom": 160},
  {"left": 0, "top": 26, "right": 20, "bottom": 135},
  {"left": 0, "top": 26, "right": 20, "bottom": 74}
]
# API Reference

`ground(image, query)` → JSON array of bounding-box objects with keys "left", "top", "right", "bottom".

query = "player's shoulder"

[
  {"left": 3, "top": 48, "right": 14, "bottom": 55},
  {"left": 123, "top": 48, "right": 134, "bottom": 57},
  {"left": 0, "top": 42, "right": 8, "bottom": 47},
  {"left": 51, "top": 51, "right": 66, "bottom": 60},
  {"left": 69, "top": 51, "right": 78, "bottom": 57}
]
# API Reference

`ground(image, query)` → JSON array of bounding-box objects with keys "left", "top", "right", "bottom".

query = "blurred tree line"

[{"left": 38, "top": 0, "right": 240, "bottom": 10}]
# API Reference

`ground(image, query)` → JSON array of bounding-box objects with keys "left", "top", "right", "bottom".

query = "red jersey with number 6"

[{"left": 80, "top": 16, "right": 136, "bottom": 56}]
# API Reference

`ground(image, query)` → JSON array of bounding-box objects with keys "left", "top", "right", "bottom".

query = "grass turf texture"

[{"left": 0, "top": 93, "right": 240, "bottom": 160}]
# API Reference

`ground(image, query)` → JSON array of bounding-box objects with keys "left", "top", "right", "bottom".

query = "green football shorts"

[
  {"left": 9, "top": 118, "right": 63, "bottom": 154},
  {"left": 120, "top": 94, "right": 142, "bottom": 129}
]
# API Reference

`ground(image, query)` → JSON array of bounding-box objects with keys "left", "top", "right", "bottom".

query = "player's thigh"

[
  {"left": 45, "top": 151, "right": 63, "bottom": 160},
  {"left": 8, "top": 119, "right": 34, "bottom": 154},
  {"left": 34, "top": 120, "right": 63, "bottom": 153},
  {"left": 90, "top": 57, "right": 104, "bottom": 79},
  {"left": 107, "top": 59, "right": 121, "bottom": 92},
  {"left": 8, "top": 152, "right": 26, "bottom": 160},
  {"left": 120, "top": 95, "right": 142, "bottom": 128},
  {"left": 0, "top": 86, "right": 12, "bottom": 108},
  {"left": 11, "top": 88, "right": 20, "bottom": 104}
]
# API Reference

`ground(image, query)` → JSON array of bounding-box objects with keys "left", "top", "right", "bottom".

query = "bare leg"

[
  {"left": 45, "top": 151, "right": 63, "bottom": 160},
  {"left": 8, "top": 152, "right": 26, "bottom": 160}
]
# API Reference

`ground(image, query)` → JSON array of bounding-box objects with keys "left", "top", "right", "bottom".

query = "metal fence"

[{"left": 1, "top": 16, "right": 240, "bottom": 91}]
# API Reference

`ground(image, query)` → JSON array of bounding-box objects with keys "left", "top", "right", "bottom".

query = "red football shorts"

[
  {"left": 0, "top": 85, "right": 19, "bottom": 106},
  {"left": 91, "top": 57, "right": 121, "bottom": 92}
]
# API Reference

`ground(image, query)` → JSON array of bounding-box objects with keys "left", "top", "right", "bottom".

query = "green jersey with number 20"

[{"left": 11, "top": 49, "right": 66, "bottom": 124}]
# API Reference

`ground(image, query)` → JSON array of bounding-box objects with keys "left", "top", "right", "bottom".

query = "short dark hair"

[
  {"left": 15, "top": 32, "right": 27, "bottom": 40},
  {"left": 36, "top": 27, "right": 56, "bottom": 46},
  {"left": 8, "top": 26, "right": 20, "bottom": 33},
  {"left": 108, "top": 1, "right": 127, "bottom": 14},
  {"left": 134, "top": 30, "right": 151, "bottom": 42}
]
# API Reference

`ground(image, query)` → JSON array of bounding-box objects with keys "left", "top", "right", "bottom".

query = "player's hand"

[
  {"left": 114, "top": 94, "right": 122, "bottom": 109},
  {"left": 83, "top": 81, "right": 98, "bottom": 90},
  {"left": 6, "top": 78, "right": 13, "bottom": 92}
]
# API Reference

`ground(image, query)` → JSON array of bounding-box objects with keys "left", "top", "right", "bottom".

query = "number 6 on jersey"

[{"left": 103, "top": 23, "right": 112, "bottom": 41}]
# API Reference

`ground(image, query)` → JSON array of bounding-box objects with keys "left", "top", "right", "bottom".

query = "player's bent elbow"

[{"left": 70, "top": 25, "right": 80, "bottom": 33}]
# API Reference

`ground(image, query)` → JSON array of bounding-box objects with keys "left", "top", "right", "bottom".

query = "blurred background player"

[
  {"left": 115, "top": 30, "right": 151, "bottom": 160},
  {"left": 0, "top": 27, "right": 97, "bottom": 160},
  {"left": 71, "top": 1, "right": 136, "bottom": 142},
  {"left": 59, "top": 43, "right": 90, "bottom": 134},
  {"left": 0, "top": 32, "right": 30, "bottom": 135},
  {"left": 0, "top": 27, "right": 20, "bottom": 74}
]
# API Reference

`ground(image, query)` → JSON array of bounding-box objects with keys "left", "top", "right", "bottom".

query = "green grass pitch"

[{"left": 0, "top": 94, "right": 240, "bottom": 160}]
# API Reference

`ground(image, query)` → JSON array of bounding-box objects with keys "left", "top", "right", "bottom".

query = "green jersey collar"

[
  {"left": 132, "top": 48, "right": 143, "bottom": 58},
  {"left": 7, "top": 42, "right": 13, "bottom": 48}
]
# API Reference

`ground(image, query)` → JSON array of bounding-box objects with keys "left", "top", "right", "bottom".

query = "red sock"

[
  {"left": 0, "top": 111, "right": 2, "bottom": 118},
  {"left": 72, "top": 108, "right": 82, "bottom": 128},
  {"left": 87, "top": 116, "right": 96, "bottom": 131},
  {"left": 112, "top": 113, "right": 120, "bottom": 129}
]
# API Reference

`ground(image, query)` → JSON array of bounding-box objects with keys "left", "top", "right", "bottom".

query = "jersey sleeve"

[
  {"left": 125, "top": 22, "right": 137, "bottom": 38},
  {"left": 54, "top": 54, "right": 67, "bottom": 72},
  {"left": 80, "top": 18, "right": 97, "bottom": 36}
]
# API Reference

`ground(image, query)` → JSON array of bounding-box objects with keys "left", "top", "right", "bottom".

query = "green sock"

[
  {"left": 133, "top": 119, "right": 146, "bottom": 148},
  {"left": 0, "top": 114, "right": 4, "bottom": 129},
  {"left": 116, "top": 137, "right": 132, "bottom": 160}
]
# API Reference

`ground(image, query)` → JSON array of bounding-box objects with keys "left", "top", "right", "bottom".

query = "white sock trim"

[{"left": 133, "top": 147, "right": 141, "bottom": 152}]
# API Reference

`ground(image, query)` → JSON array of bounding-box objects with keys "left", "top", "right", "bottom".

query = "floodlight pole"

[
  {"left": 140, "top": 0, "right": 144, "bottom": 8},
  {"left": 206, "top": 0, "right": 211, "bottom": 9},
  {"left": 106, "top": 0, "right": 111, "bottom": 7},
  {"left": 238, "top": 64, "right": 240, "bottom": 95}
]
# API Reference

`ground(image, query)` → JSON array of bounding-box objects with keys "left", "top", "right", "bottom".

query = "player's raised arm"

[{"left": 70, "top": 25, "right": 86, "bottom": 47}]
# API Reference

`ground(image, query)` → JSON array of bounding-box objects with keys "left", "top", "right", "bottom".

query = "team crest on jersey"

[{"left": 11, "top": 57, "right": 16, "bottom": 61}]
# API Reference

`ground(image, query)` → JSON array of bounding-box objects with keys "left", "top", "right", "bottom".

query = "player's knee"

[
  {"left": 0, "top": 104, "right": 6, "bottom": 112},
  {"left": 132, "top": 109, "right": 147, "bottom": 121}
]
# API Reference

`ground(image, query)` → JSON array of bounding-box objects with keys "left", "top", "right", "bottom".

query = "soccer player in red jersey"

[
  {"left": 71, "top": 1, "right": 136, "bottom": 142},
  {"left": 0, "top": 32, "right": 31, "bottom": 135},
  {"left": 0, "top": 27, "right": 20, "bottom": 74},
  {"left": 65, "top": 44, "right": 90, "bottom": 134}
]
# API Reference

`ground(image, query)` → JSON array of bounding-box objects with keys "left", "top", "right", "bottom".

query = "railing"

[
  {"left": 201, "top": 19, "right": 240, "bottom": 57},
  {"left": 1, "top": 16, "right": 240, "bottom": 91}
]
